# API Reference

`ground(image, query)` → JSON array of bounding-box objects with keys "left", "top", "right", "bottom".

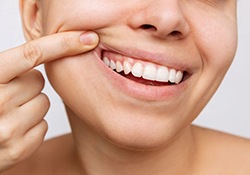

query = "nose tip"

[{"left": 127, "top": 2, "right": 190, "bottom": 40}]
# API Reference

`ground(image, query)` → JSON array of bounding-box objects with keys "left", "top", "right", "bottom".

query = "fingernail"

[{"left": 80, "top": 32, "right": 98, "bottom": 45}]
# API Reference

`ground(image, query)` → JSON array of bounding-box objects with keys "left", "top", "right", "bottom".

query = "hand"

[{"left": 0, "top": 31, "right": 99, "bottom": 172}]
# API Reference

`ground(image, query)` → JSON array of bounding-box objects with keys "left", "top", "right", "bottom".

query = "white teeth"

[
  {"left": 132, "top": 62, "right": 143, "bottom": 78},
  {"left": 123, "top": 61, "right": 132, "bottom": 75},
  {"left": 143, "top": 63, "right": 157, "bottom": 81},
  {"left": 102, "top": 57, "right": 184, "bottom": 84},
  {"left": 103, "top": 57, "right": 110, "bottom": 66},
  {"left": 110, "top": 60, "right": 116, "bottom": 70},
  {"left": 175, "top": 71, "right": 183, "bottom": 84},
  {"left": 156, "top": 66, "right": 169, "bottom": 82},
  {"left": 116, "top": 61, "right": 123, "bottom": 73},
  {"left": 169, "top": 69, "right": 176, "bottom": 83}
]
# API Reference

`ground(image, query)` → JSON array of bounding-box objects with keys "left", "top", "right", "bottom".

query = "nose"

[{"left": 127, "top": 1, "right": 190, "bottom": 40}]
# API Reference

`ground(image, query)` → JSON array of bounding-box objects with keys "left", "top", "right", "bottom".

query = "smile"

[
  {"left": 101, "top": 51, "right": 185, "bottom": 86},
  {"left": 93, "top": 45, "right": 191, "bottom": 100}
]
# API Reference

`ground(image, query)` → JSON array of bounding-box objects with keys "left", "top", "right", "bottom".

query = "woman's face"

[{"left": 39, "top": 0, "right": 237, "bottom": 149}]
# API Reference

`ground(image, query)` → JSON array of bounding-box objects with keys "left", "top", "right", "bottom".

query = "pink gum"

[{"left": 103, "top": 51, "right": 166, "bottom": 69}]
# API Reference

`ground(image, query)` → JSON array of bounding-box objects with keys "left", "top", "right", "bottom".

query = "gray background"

[{"left": 0, "top": 0, "right": 249, "bottom": 140}]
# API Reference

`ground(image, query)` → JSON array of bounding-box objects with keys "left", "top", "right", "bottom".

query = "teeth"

[
  {"left": 132, "top": 62, "right": 143, "bottom": 78},
  {"left": 169, "top": 69, "right": 176, "bottom": 83},
  {"left": 110, "top": 60, "right": 116, "bottom": 70},
  {"left": 102, "top": 57, "right": 184, "bottom": 84},
  {"left": 103, "top": 57, "right": 110, "bottom": 66},
  {"left": 156, "top": 66, "right": 169, "bottom": 82},
  {"left": 175, "top": 71, "right": 183, "bottom": 84},
  {"left": 123, "top": 61, "right": 132, "bottom": 75},
  {"left": 116, "top": 61, "right": 123, "bottom": 73},
  {"left": 142, "top": 63, "right": 157, "bottom": 81}
]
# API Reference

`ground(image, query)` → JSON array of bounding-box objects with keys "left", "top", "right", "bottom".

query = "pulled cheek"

[{"left": 43, "top": 4, "right": 123, "bottom": 34}]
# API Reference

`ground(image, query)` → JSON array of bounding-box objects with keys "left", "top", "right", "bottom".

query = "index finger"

[{"left": 0, "top": 31, "right": 99, "bottom": 84}]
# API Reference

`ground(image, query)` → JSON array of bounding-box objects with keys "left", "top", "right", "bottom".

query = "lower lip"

[{"left": 93, "top": 49, "right": 188, "bottom": 101}]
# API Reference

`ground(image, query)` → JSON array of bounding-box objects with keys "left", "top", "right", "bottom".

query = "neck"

[{"left": 66, "top": 107, "right": 196, "bottom": 175}]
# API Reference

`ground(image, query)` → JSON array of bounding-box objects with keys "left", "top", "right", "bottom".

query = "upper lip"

[{"left": 95, "top": 42, "right": 195, "bottom": 74}]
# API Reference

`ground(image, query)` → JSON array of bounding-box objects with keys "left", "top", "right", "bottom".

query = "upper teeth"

[{"left": 102, "top": 57, "right": 183, "bottom": 84}]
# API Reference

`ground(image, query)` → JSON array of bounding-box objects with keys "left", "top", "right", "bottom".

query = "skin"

[
  {"left": 0, "top": 31, "right": 99, "bottom": 173},
  {"left": 1, "top": 0, "right": 250, "bottom": 174},
  {"left": 41, "top": 0, "right": 238, "bottom": 149}
]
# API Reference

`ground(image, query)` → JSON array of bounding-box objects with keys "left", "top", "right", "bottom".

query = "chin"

[
  {"left": 97, "top": 110, "right": 184, "bottom": 151},
  {"left": 103, "top": 128, "right": 180, "bottom": 151}
]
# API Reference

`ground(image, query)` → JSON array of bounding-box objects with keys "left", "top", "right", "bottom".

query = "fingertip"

[{"left": 79, "top": 31, "right": 99, "bottom": 46}]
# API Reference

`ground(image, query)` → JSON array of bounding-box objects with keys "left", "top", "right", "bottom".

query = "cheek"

[
  {"left": 192, "top": 13, "right": 237, "bottom": 76},
  {"left": 202, "top": 26, "right": 237, "bottom": 72},
  {"left": 184, "top": 2, "right": 237, "bottom": 74},
  {"left": 183, "top": 12, "right": 237, "bottom": 118},
  {"left": 42, "top": 0, "right": 127, "bottom": 34},
  {"left": 45, "top": 54, "right": 100, "bottom": 103},
  {"left": 44, "top": 54, "right": 106, "bottom": 128}
]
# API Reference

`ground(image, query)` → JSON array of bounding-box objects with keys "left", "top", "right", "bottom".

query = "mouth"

[
  {"left": 92, "top": 45, "right": 192, "bottom": 100},
  {"left": 101, "top": 50, "right": 189, "bottom": 86}
]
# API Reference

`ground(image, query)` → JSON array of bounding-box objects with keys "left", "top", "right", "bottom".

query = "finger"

[
  {"left": 22, "top": 119, "right": 48, "bottom": 159},
  {"left": 5, "top": 120, "right": 48, "bottom": 164},
  {"left": 2, "top": 70, "right": 44, "bottom": 108},
  {"left": 16, "top": 93, "right": 50, "bottom": 134},
  {"left": 0, "top": 31, "right": 99, "bottom": 83}
]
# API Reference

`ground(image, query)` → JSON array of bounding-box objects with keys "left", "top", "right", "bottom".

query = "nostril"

[
  {"left": 169, "top": 30, "right": 182, "bottom": 38},
  {"left": 140, "top": 24, "right": 157, "bottom": 30},
  {"left": 140, "top": 25, "right": 182, "bottom": 38}
]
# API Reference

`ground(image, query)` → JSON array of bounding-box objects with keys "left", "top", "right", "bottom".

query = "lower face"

[{"left": 43, "top": 0, "right": 237, "bottom": 150}]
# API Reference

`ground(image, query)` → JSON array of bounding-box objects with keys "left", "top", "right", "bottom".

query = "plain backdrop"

[{"left": 0, "top": 1, "right": 249, "bottom": 140}]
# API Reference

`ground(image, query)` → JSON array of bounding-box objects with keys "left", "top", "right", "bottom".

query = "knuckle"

[
  {"left": 0, "top": 125, "right": 13, "bottom": 144},
  {"left": 35, "top": 120, "right": 48, "bottom": 142},
  {"left": 0, "top": 93, "right": 10, "bottom": 116},
  {"left": 22, "top": 42, "right": 43, "bottom": 67},
  {"left": 41, "top": 120, "right": 48, "bottom": 133},
  {"left": 30, "top": 70, "right": 45, "bottom": 87},
  {"left": 41, "top": 93, "right": 50, "bottom": 105},
  {"left": 0, "top": 108, "right": 7, "bottom": 118},
  {"left": 7, "top": 146, "right": 24, "bottom": 162},
  {"left": 38, "top": 93, "right": 50, "bottom": 111}
]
